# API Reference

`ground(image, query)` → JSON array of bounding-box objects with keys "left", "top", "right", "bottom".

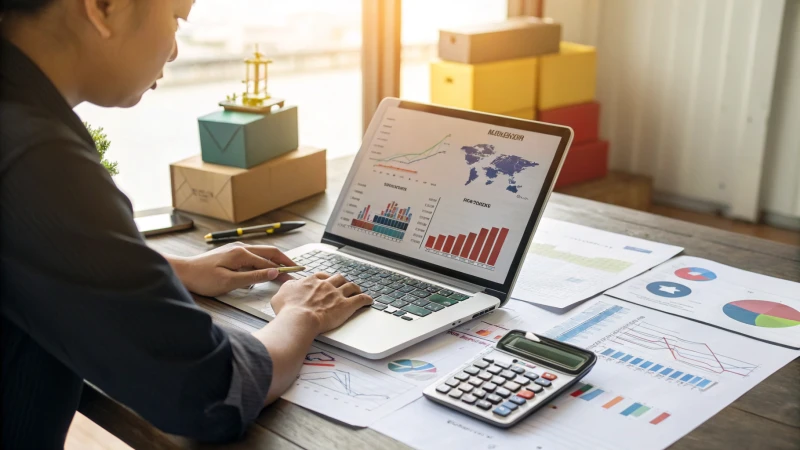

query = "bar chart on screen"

[
  {"left": 348, "top": 200, "right": 412, "bottom": 241},
  {"left": 423, "top": 225, "right": 510, "bottom": 271}
]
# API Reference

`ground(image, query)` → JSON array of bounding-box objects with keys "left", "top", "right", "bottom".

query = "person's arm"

[{"left": 0, "top": 139, "right": 369, "bottom": 441}]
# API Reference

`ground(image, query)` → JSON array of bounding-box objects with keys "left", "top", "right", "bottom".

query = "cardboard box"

[
  {"left": 500, "top": 107, "right": 536, "bottom": 120},
  {"left": 171, "top": 146, "right": 326, "bottom": 223},
  {"left": 198, "top": 105, "right": 299, "bottom": 169},
  {"left": 439, "top": 17, "right": 561, "bottom": 64},
  {"left": 538, "top": 42, "right": 597, "bottom": 110},
  {"left": 430, "top": 57, "right": 537, "bottom": 114},
  {"left": 539, "top": 102, "right": 600, "bottom": 145},
  {"left": 555, "top": 140, "right": 609, "bottom": 188}
]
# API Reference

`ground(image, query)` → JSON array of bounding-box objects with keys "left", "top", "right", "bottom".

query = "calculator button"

[
  {"left": 494, "top": 361, "right": 511, "bottom": 369},
  {"left": 483, "top": 382, "right": 498, "bottom": 393},
  {"left": 500, "top": 401, "right": 519, "bottom": 411},
  {"left": 448, "top": 389, "right": 464, "bottom": 399},
  {"left": 513, "top": 376, "right": 530, "bottom": 386},
  {"left": 491, "top": 376, "right": 506, "bottom": 385},
  {"left": 468, "top": 377, "right": 484, "bottom": 387},
  {"left": 487, "top": 366, "right": 502, "bottom": 375},
  {"left": 477, "top": 371, "right": 493, "bottom": 381},
  {"left": 493, "top": 406, "right": 512, "bottom": 417},
  {"left": 509, "top": 396, "right": 527, "bottom": 406},
  {"left": 528, "top": 384, "right": 544, "bottom": 394},
  {"left": 472, "top": 389, "right": 487, "bottom": 399},
  {"left": 504, "top": 381, "right": 521, "bottom": 392},
  {"left": 542, "top": 372, "right": 558, "bottom": 381},
  {"left": 482, "top": 357, "right": 495, "bottom": 364},
  {"left": 458, "top": 383, "right": 474, "bottom": 393},
  {"left": 461, "top": 394, "right": 477, "bottom": 405},
  {"left": 476, "top": 400, "right": 493, "bottom": 410},
  {"left": 401, "top": 316, "right": 414, "bottom": 321},
  {"left": 445, "top": 378, "right": 460, "bottom": 388},
  {"left": 517, "top": 390, "right": 535, "bottom": 400},
  {"left": 487, "top": 394, "right": 503, "bottom": 404},
  {"left": 510, "top": 366, "right": 526, "bottom": 374},
  {"left": 496, "top": 387, "right": 512, "bottom": 398},
  {"left": 436, "top": 385, "right": 451, "bottom": 394},
  {"left": 454, "top": 372, "right": 470, "bottom": 382},
  {"left": 500, "top": 370, "right": 516, "bottom": 379},
  {"left": 535, "top": 378, "right": 552, "bottom": 388},
  {"left": 523, "top": 371, "right": 539, "bottom": 381},
  {"left": 473, "top": 360, "right": 490, "bottom": 370},
  {"left": 464, "top": 366, "right": 480, "bottom": 376}
]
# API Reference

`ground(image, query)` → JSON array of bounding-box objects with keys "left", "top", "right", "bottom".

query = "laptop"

[{"left": 219, "top": 98, "right": 573, "bottom": 359}]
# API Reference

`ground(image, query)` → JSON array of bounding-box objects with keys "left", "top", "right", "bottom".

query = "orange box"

[
  {"left": 539, "top": 102, "right": 600, "bottom": 145},
  {"left": 170, "top": 146, "right": 326, "bottom": 223},
  {"left": 555, "top": 140, "right": 609, "bottom": 188}
]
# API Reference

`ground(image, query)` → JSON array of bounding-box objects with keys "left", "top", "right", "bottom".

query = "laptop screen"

[{"left": 324, "top": 101, "right": 571, "bottom": 293}]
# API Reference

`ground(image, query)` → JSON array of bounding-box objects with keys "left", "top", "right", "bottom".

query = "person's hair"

[{"left": 0, "top": 0, "right": 56, "bottom": 14}]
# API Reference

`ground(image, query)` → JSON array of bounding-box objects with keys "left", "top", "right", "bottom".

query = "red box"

[
  {"left": 539, "top": 102, "right": 600, "bottom": 145},
  {"left": 555, "top": 140, "right": 609, "bottom": 188}
]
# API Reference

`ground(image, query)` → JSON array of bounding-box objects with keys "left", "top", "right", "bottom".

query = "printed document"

[
  {"left": 606, "top": 256, "right": 800, "bottom": 348},
  {"left": 510, "top": 219, "right": 683, "bottom": 309},
  {"left": 371, "top": 296, "right": 799, "bottom": 450}
]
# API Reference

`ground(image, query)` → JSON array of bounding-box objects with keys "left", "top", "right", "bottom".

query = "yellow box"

[
  {"left": 538, "top": 42, "right": 597, "bottom": 110},
  {"left": 500, "top": 108, "right": 536, "bottom": 120},
  {"left": 170, "top": 146, "right": 326, "bottom": 223},
  {"left": 430, "top": 57, "right": 537, "bottom": 114}
]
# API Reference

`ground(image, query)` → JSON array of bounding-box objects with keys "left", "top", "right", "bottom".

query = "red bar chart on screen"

[{"left": 424, "top": 226, "right": 511, "bottom": 271}]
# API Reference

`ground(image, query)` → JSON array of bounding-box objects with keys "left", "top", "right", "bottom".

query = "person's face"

[{"left": 82, "top": 0, "right": 193, "bottom": 108}]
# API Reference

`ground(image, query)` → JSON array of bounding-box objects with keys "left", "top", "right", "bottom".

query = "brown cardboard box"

[
  {"left": 439, "top": 17, "right": 561, "bottom": 64},
  {"left": 171, "top": 146, "right": 326, "bottom": 223}
]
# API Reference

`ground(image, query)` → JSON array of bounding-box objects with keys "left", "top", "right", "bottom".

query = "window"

[{"left": 76, "top": 0, "right": 363, "bottom": 211}]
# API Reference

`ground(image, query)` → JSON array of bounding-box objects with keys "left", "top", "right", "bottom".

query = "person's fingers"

[
  {"left": 339, "top": 282, "right": 362, "bottom": 297},
  {"left": 314, "top": 272, "right": 332, "bottom": 280},
  {"left": 326, "top": 274, "right": 348, "bottom": 288},
  {"left": 350, "top": 293, "right": 374, "bottom": 308},
  {"left": 241, "top": 245, "right": 296, "bottom": 267},
  {"left": 227, "top": 247, "right": 278, "bottom": 270},
  {"left": 229, "top": 268, "right": 280, "bottom": 287}
]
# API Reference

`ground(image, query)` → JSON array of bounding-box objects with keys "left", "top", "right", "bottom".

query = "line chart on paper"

[
  {"left": 294, "top": 348, "right": 414, "bottom": 411},
  {"left": 545, "top": 300, "right": 760, "bottom": 392}
]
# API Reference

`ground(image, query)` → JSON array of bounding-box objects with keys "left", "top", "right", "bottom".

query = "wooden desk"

[{"left": 82, "top": 157, "right": 800, "bottom": 449}]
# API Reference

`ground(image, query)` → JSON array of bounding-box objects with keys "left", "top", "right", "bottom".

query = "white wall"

[
  {"left": 545, "top": 0, "right": 788, "bottom": 222},
  {"left": 761, "top": 0, "right": 800, "bottom": 222}
]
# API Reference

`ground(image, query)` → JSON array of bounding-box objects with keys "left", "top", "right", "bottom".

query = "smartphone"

[{"left": 134, "top": 213, "right": 194, "bottom": 237}]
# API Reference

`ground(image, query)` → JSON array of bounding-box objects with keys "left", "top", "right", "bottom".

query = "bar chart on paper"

[
  {"left": 545, "top": 298, "right": 761, "bottom": 393},
  {"left": 349, "top": 201, "right": 412, "bottom": 241},
  {"left": 424, "top": 226, "right": 510, "bottom": 270},
  {"left": 568, "top": 382, "right": 672, "bottom": 425}
]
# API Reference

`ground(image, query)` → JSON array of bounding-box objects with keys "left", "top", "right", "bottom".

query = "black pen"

[{"left": 205, "top": 221, "right": 306, "bottom": 242}]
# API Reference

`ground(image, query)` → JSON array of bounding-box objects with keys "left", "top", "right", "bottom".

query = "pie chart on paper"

[
  {"left": 675, "top": 267, "right": 717, "bottom": 282},
  {"left": 722, "top": 300, "right": 800, "bottom": 328},
  {"left": 388, "top": 359, "right": 438, "bottom": 381}
]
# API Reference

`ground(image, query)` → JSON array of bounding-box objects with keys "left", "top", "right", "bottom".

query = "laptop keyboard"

[{"left": 291, "top": 251, "right": 472, "bottom": 321}]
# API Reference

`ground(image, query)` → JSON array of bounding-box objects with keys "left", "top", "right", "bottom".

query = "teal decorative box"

[{"left": 198, "top": 105, "right": 298, "bottom": 169}]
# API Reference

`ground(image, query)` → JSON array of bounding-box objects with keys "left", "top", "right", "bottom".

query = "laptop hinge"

[{"left": 338, "top": 245, "right": 487, "bottom": 294}]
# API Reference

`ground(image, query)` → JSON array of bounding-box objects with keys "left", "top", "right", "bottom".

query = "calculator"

[{"left": 423, "top": 330, "right": 597, "bottom": 428}]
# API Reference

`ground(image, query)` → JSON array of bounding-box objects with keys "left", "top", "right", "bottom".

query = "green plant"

[{"left": 84, "top": 122, "right": 119, "bottom": 176}]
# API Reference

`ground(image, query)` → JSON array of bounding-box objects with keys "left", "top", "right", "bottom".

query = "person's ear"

[{"left": 84, "top": 0, "right": 131, "bottom": 39}]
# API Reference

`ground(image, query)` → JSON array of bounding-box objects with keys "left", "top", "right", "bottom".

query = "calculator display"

[{"left": 499, "top": 332, "right": 593, "bottom": 373}]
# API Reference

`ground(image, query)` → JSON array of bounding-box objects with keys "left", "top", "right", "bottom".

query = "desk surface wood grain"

[{"left": 86, "top": 157, "right": 800, "bottom": 449}]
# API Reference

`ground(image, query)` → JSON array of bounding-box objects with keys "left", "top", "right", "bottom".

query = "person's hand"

[
  {"left": 271, "top": 272, "right": 374, "bottom": 334},
  {"left": 167, "top": 242, "right": 296, "bottom": 297}
]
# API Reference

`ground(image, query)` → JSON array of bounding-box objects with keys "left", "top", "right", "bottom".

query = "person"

[{"left": 0, "top": 0, "right": 373, "bottom": 447}]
